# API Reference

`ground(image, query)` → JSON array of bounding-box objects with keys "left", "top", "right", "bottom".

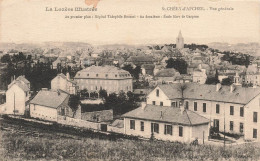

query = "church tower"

[{"left": 176, "top": 30, "right": 184, "bottom": 49}]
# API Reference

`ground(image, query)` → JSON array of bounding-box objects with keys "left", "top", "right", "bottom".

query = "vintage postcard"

[{"left": 0, "top": 0, "right": 260, "bottom": 160}]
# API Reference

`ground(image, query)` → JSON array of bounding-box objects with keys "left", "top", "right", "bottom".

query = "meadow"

[{"left": 1, "top": 117, "right": 260, "bottom": 161}]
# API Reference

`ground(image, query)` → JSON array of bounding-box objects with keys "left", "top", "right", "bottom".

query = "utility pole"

[
  {"left": 13, "top": 93, "right": 16, "bottom": 116},
  {"left": 224, "top": 103, "right": 226, "bottom": 150}
]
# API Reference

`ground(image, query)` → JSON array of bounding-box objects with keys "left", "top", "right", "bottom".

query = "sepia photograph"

[{"left": 0, "top": 0, "right": 260, "bottom": 160}]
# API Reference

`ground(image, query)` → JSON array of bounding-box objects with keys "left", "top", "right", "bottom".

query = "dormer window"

[
  {"left": 106, "top": 74, "right": 108, "bottom": 77},
  {"left": 115, "top": 74, "right": 117, "bottom": 77},
  {"left": 87, "top": 74, "right": 89, "bottom": 76},
  {"left": 96, "top": 74, "right": 98, "bottom": 77}
]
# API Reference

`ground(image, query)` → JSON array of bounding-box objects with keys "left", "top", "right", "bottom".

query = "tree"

[
  {"left": 221, "top": 78, "right": 232, "bottom": 86},
  {"left": 122, "top": 64, "right": 141, "bottom": 80},
  {"left": 166, "top": 58, "right": 188, "bottom": 74},
  {"left": 99, "top": 89, "right": 108, "bottom": 99},
  {"left": 69, "top": 94, "right": 80, "bottom": 117},
  {"left": 1, "top": 54, "right": 11, "bottom": 63}
]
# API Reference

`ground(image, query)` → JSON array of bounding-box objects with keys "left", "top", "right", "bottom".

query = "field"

[{"left": 1, "top": 117, "right": 260, "bottom": 161}]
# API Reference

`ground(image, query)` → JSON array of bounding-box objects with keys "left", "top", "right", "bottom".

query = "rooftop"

[
  {"left": 155, "top": 68, "right": 181, "bottom": 77},
  {"left": 30, "top": 89, "right": 69, "bottom": 109},
  {"left": 123, "top": 104, "right": 209, "bottom": 126},
  {"left": 157, "top": 83, "right": 260, "bottom": 105},
  {"left": 74, "top": 66, "right": 132, "bottom": 79}
]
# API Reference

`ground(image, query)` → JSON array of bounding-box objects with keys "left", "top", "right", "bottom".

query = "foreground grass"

[{"left": 1, "top": 119, "right": 260, "bottom": 160}]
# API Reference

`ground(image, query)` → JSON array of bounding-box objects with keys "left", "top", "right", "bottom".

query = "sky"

[{"left": 0, "top": 0, "right": 259, "bottom": 45}]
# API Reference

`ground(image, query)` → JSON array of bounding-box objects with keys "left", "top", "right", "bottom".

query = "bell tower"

[{"left": 176, "top": 30, "right": 184, "bottom": 49}]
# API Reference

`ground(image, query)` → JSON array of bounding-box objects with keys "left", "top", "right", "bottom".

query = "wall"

[
  {"left": 244, "top": 94, "right": 260, "bottom": 141},
  {"left": 30, "top": 104, "right": 57, "bottom": 122},
  {"left": 146, "top": 86, "right": 172, "bottom": 107},
  {"left": 81, "top": 109, "right": 113, "bottom": 122},
  {"left": 75, "top": 78, "right": 132, "bottom": 94},
  {"left": 124, "top": 118, "right": 194, "bottom": 143},
  {"left": 5, "top": 85, "right": 26, "bottom": 115}
]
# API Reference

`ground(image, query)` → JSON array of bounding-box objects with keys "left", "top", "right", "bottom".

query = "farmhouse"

[
  {"left": 29, "top": 89, "right": 71, "bottom": 122},
  {"left": 146, "top": 83, "right": 260, "bottom": 141}
]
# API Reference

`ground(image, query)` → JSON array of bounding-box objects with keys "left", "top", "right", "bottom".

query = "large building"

[
  {"left": 4, "top": 76, "right": 30, "bottom": 115},
  {"left": 176, "top": 31, "right": 184, "bottom": 49},
  {"left": 74, "top": 66, "right": 133, "bottom": 94},
  {"left": 145, "top": 83, "right": 260, "bottom": 141}
]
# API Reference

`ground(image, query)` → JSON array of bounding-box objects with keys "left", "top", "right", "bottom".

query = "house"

[
  {"left": 192, "top": 65, "right": 207, "bottom": 84},
  {"left": 154, "top": 68, "right": 181, "bottom": 84},
  {"left": 146, "top": 83, "right": 260, "bottom": 141},
  {"left": 4, "top": 76, "right": 30, "bottom": 115},
  {"left": 126, "top": 56, "right": 155, "bottom": 66},
  {"left": 29, "top": 89, "right": 71, "bottom": 122},
  {"left": 123, "top": 103, "right": 209, "bottom": 143},
  {"left": 141, "top": 64, "right": 155, "bottom": 76},
  {"left": 51, "top": 73, "right": 78, "bottom": 95},
  {"left": 74, "top": 66, "right": 133, "bottom": 94}
]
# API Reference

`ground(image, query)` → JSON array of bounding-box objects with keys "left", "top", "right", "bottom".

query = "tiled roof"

[
  {"left": 8, "top": 76, "right": 30, "bottom": 92},
  {"left": 30, "top": 89, "right": 69, "bottom": 108},
  {"left": 157, "top": 83, "right": 260, "bottom": 105},
  {"left": 155, "top": 68, "right": 180, "bottom": 77},
  {"left": 74, "top": 66, "right": 132, "bottom": 79},
  {"left": 126, "top": 56, "right": 155, "bottom": 62},
  {"left": 16, "top": 76, "right": 30, "bottom": 84},
  {"left": 8, "top": 80, "right": 30, "bottom": 92},
  {"left": 123, "top": 105, "right": 209, "bottom": 126}
]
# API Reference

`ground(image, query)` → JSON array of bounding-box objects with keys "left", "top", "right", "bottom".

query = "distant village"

[{"left": 1, "top": 31, "right": 260, "bottom": 144}]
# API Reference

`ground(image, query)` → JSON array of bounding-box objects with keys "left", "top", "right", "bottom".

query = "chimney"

[
  {"left": 141, "top": 102, "right": 146, "bottom": 110},
  {"left": 160, "top": 111, "right": 163, "bottom": 119},
  {"left": 66, "top": 72, "right": 70, "bottom": 80},
  {"left": 179, "top": 100, "right": 185, "bottom": 115},
  {"left": 216, "top": 83, "right": 221, "bottom": 91}
]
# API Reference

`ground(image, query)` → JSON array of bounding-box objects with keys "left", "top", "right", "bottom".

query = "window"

[
  {"left": 203, "top": 103, "right": 206, "bottom": 112},
  {"left": 230, "top": 121, "right": 234, "bottom": 131},
  {"left": 160, "top": 102, "right": 163, "bottom": 106},
  {"left": 130, "top": 120, "right": 135, "bottom": 130},
  {"left": 115, "top": 74, "right": 117, "bottom": 77},
  {"left": 185, "top": 101, "right": 189, "bottom": 109},
  {"left": 96, "top": 74, "right": 99, "bottom": 77},
  {"left": 152, "top": 101, "right": 156, "bottom": 105},
  {"left": 253, "top": 129, "right": 257, "bottom": 138},
  {"left": 194, "top": 102, "right": 197, "bottom": 111},
  {"left": 216, "top": 104, "right": 220, "bottom": 114},
  {"left": 105, "top": 74, "right": 108, "bottom": 77},
  {"left": 156, "top": 89, "right": 159, "bottom": 97},
  {"left": 151, "top": 123, "right": 159, "bottom": 133},
  {"left": 140, "top": 121, "right": 144, "bottom": 131},
  {"left": 253, "top": 112, "right": 258, "bottom": 122},
  {"left": 240, "top": 107, "right": 244, "bottom": 117},
  {"left": 240, "top": 123, "right": 244, "bottom": 133},
  {"left": 164, "top": 125, "right": 173, "bottom": 135},
  {"left": 172, "top": 101, "right": 177, "bottom": 107},
  {"left": 179, "top": 126, "right": 183, "bottom": 137},
  {"left": 230, "top": 106, "right": 234, "bottom": 115}
]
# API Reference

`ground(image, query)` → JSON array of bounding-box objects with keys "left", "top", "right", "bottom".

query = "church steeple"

[
  {"left": 176, "top": 30, "right": 184, "bottom": 49},
  {"left": 178, "top": 30, "right": 183, "bottom": 38}
]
